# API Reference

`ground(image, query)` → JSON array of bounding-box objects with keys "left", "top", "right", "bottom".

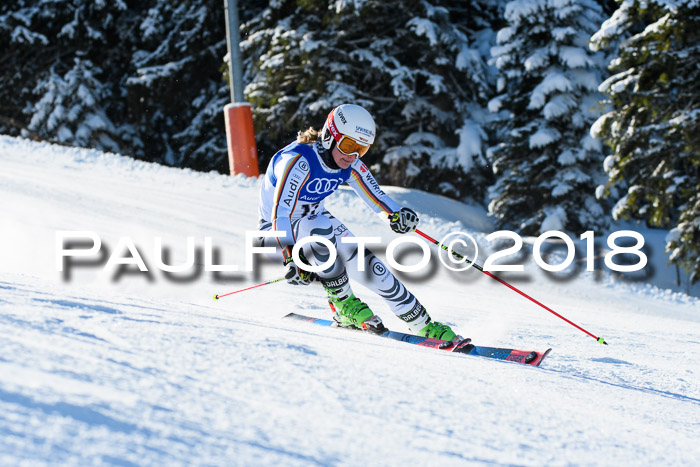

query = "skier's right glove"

[{"left": 283, "top": 253, "right": 314, "bottom": 286}]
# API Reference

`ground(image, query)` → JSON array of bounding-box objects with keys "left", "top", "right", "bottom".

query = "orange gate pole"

[{"left": 224, "top": 102, "right": 258, "bottom": 177}]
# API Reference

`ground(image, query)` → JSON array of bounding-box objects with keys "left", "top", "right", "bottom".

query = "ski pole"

[
  {"left": 213, "top": 277, "right": 286, "bottom": 300},
  {"left": 413, "top": 228, "right": 608, "bottom": 345}
]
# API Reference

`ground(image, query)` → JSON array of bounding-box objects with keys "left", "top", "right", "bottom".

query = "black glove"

[
  {"left": 283, "top": 253, "right": 314, "bottom": 286},
  {"left": 389, "top": 207, "right": 419, "bottom": 234}
]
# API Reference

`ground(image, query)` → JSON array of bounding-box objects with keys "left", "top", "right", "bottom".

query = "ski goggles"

[{"left": 335, "top": 135, "right": 371, "bottom": 158}]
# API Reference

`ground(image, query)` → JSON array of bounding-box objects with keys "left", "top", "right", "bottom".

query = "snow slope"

[{"left": 1, "top": 135, "right": 699, "bottom": 465}]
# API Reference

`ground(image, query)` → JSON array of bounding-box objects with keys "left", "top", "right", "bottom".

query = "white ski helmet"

[{"left": 320, "top": 104, "right": 376, "bottom": 157}]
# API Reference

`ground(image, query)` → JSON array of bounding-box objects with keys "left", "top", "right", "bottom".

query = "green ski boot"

[
  {"left": 399, "top": 303, "right": 459, "bottom": 342},
  {"left": 419, "top": 321, "right": 457, "bottom": 341},
  {"left": 322, "top": 272, "right": 383, "bottom": 331}
]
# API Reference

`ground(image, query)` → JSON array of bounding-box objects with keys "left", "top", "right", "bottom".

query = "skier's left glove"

[
  {"left": 283, "top": 252, "right": 314, "bottom": 286},
  {"left": 389, "top": 207, "right": 419, "bottom": 234}
]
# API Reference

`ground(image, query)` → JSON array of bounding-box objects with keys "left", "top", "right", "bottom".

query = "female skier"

[{"left": 257, "top": 104, "right": 457, "bottom": 341}]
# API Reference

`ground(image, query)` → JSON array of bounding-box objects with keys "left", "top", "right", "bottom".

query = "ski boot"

[
  {"left": 400, "top": 303, "right": 461, "bottom": 342},
  {"left": 322, "top": 272, "right": 385, "bottom": 332},
  {"left": 419, "top": 321, "right": 458, "bottom": 342}
]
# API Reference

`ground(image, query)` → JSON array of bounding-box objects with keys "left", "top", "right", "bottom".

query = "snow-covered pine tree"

[
  {"left": 0, "top": 1, "right": 50, "bottom": 138},
  {"left": 590, "top": 0, "right": 700, "bottom": 282},
  {"left": 242, "top": 0, "right": 497, "bottom": 200},
  {"left": 1, "top": 1, "right": 237, "bottom": 172},
  {"left": 378, "top": 0, "right": 499, "bottom": 199},
  {"left": 27, "top": 57, "right": 132, "bottom": 153},
  {"left": 488, "top": 0, "right": 608, "bottom": 235},
  {"left": 126, "top": 1, "right": 231, "bottom": 171},
  {"left": 1, "top": 0, "right": 140, "bottom": 153}
]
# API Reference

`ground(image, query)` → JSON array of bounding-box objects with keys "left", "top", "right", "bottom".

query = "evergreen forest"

[{"left": 1, "top": 0, "right": 698, "bottom": 281}]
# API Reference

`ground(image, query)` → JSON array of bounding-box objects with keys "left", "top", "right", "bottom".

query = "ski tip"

[
  {"left": 213, "top": 294, "right": 219, "bottom": 301},
  {"left": 535, "top": 348, "right": 553, "bottom": 366}
]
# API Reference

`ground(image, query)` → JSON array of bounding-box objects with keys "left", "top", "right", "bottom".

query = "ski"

[{"left": 284, "top": 312, "right": 552, "bottom": 367}]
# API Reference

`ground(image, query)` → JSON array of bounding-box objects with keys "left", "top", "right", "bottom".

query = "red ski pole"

[
  {"left": 414, "top": 228, "right": 608, "bottom": 345},
  {"left": 213, "top": 277, "right": 286, "bottom": 300}
]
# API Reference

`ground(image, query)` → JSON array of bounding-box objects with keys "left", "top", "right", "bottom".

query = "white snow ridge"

[{"left": 1, "top": 135, "right": 699, "bottom": 466}]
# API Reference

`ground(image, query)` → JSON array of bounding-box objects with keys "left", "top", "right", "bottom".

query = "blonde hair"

[{"left": 296, "top": 127, "right": 319, "bottom": 144}]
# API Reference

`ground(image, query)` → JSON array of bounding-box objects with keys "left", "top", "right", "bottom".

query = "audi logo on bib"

[{"left": 306, "top": 178, "right": 340, "bottom": 194}]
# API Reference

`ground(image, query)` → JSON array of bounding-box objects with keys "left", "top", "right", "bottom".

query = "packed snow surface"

[{"left": 1, "top": 135, "right": 698, "bottom": 465}]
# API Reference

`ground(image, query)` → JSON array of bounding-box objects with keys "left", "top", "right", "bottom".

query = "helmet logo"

[
  {"left": 355, "top": 125, "right": 373, "bottom": 137},
  {"left": 337, "top": 109, "right": 347, "bottom": 124},
  {"left": 327, "top": 114, "right": 340, "bottom": 140}
]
